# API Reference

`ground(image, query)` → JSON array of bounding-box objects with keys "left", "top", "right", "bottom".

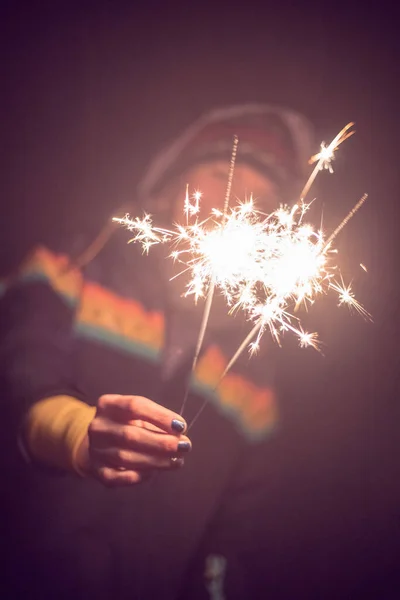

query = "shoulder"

[{"left": 0, "top": 244, "right": 83, "bottom": 308}]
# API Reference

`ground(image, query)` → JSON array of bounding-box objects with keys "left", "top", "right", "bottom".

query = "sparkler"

[
  {"left": 114, "top": 122, "right": 369, "bottom": 423},
  {"left": 178, "top": 135, "right": 239, "bottom": 415},
  {"left": 300, "top": 122, "right": 355, "bottom": 200}
]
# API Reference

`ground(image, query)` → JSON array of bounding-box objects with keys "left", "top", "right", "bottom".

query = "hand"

[{"left": 77, "top": 394, "right": 191, "bottom": 486}]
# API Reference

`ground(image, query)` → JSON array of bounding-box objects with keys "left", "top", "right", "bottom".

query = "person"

[{"left": 0, "top": 103, "right": 314, "bottom": 599}]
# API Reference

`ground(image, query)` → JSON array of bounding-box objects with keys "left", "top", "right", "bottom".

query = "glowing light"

[
  {"left": 112, "top": 214, "right": 172, "bottom": 254},
  {"left": 299, "top": 330, "right": 320, "bottom": 350},
  {"left": 330, "top": 280, "right": 372, "bottom": 320},
  {"left": 308, "top": 122, "right": 355, "bottom": 172},
  {"left": 184, "top": 185, "right": 202, "bottom": 218},
  {"left": 114, "top": 123, "right": 369, "bottom": 358},
  {"left": 300, "top": 122, "right": 356, "bottom": 201},
  {"left": 115, "top": 195, "right": 368, "bottom": 352}
]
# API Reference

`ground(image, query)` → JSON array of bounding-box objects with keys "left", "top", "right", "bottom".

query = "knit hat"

[
  {"left": 74, "top": 105, "right": 314, "bottom": 269},
  {"left": 139, "top": 103, "right": 315, "bottom": 209}
]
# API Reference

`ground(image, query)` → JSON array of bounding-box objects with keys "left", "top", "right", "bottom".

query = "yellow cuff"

[{"left": 24, "top": 396, "right": 96, "bottom": 475}]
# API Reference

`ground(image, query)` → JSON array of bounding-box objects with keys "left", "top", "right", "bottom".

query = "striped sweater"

[{"left": 0, "top": 233, "right": 278, "bottom": 600}]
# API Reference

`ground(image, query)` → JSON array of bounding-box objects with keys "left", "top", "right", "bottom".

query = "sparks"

[
  {"left": 112, "top": 214, "right": 172, "bottom": 254},
  {"left": 297, "top": 329, "right": 321, "bottom": 351},
  {"left": 330, "top": 280, "right": 372, "bottom": 321},
  {"left": 114, "top": 123, "right": 369, "bottom": 360},
  {"left": 184, "top": 185, "right": 202, "bottom": 219},
  {"left": 115, "top": 196, "right": 367, "bottom": 351},
  {"left": 315, "top": 142, "right": 335, "bottom": 173},
  {"left": 300, "top": 122, "right": 356, "bottom": 201},
  {"left": 308, "top": 122, "right": 355, "bottom": 172}
]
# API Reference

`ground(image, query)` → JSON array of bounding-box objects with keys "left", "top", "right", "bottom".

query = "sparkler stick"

[
  {"left": 222, "top": 135, "right": 239, "bottom": 216},
  {"left": 188, "top": 321, "right": 263, "bottom": 431},
  {"left": 324, "top": 193, "right": 368, "bottom": 248},
  {"left": 179, "top": 278, "right": 216, "bottom": 415},
  {"left": 300, "top": 122, "right": 355, "bottom": 201},
  {"left": 221, "top": 321, "right": 263, "bottom": 380},
  {"left": 179, "top": 136, "right": 239, "bottom": 416}
]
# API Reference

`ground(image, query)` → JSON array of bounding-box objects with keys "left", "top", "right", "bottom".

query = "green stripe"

[{"left": 74, "top": 322, "right": 162, "bottom": 363}]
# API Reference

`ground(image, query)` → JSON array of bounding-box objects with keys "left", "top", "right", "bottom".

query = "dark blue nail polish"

[
  {"left": 170, "top": 457, "right": 185, "bottom": 468},
  {"left": 171, "top": 419, "right": 186, "bottom": 433},
  {"left": 177, "top": 441, "right": 191, "bottom": 453}
]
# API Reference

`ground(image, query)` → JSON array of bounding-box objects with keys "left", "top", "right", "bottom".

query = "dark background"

[{"left": 1, "top": 2, "right": 399, "bottom": 597}]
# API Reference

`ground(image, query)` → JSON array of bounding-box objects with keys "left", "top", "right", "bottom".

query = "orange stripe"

[
  {"left": 193, "top": 345, "right": 278, "bottom": 436},
  {"left": 77, "top": 281, "right": 165, "bottom": 353}
]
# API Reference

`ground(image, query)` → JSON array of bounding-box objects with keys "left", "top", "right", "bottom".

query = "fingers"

[
  {"left": 97, "top": 394, "right": 187, "bottom": 434},
  {"left": 87, "top": 394, "right": 191, "bottom": 488},
  {"left": 88, "top": 416, "right": 192, "bottom": 455},
  {"left": 93, "top": 466, "right": 148, "bottom": 488},
  {"left": 92, "top": 447, "right": 185, "bottom": 472},
  {"left": 91, "top": 456, "right": 184, "bottom": 487}
]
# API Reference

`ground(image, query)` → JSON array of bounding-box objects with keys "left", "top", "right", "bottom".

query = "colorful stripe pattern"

[
  {"left": 192, "top": 345, "right": 277, "bottom": 441},
  {"left": 2, "top": 246, "right": 277, "bottom": 440},
  {"left": 75, "top": 281, "right": 165, "bottom": 362}
]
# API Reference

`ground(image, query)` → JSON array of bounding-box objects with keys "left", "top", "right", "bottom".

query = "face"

[{"left": 170, "top": 160, "right": 278, "bottom": 222}]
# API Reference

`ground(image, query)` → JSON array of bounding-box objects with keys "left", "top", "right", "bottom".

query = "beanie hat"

[{"left": 139, "top": 103, "right": 315, "bottom": 208}]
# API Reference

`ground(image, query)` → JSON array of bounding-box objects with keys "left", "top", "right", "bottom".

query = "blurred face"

[
  {"left": 153, "top": 161, "right": 278, "bottom": 319},
  {"left": 170, "top": 160, "right": 278, "bottom": 222}
]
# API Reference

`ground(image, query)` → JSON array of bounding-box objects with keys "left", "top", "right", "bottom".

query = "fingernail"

[
  {"left": 170, "top": 457, "right": 185, "bottom": 468},
  {"left": 171, "top": 419, "right": 186, "bottom": 433},
  {"left": 177, "top": 441, "right": 192, "bottom": 453}
]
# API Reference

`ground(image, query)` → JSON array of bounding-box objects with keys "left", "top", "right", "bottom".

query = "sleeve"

[
  {"left": 24, "top": 395, "right": 96, "bottom": 474},
  {"left": 0, "top": 246, "right": 94, "bottom": 473}
]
